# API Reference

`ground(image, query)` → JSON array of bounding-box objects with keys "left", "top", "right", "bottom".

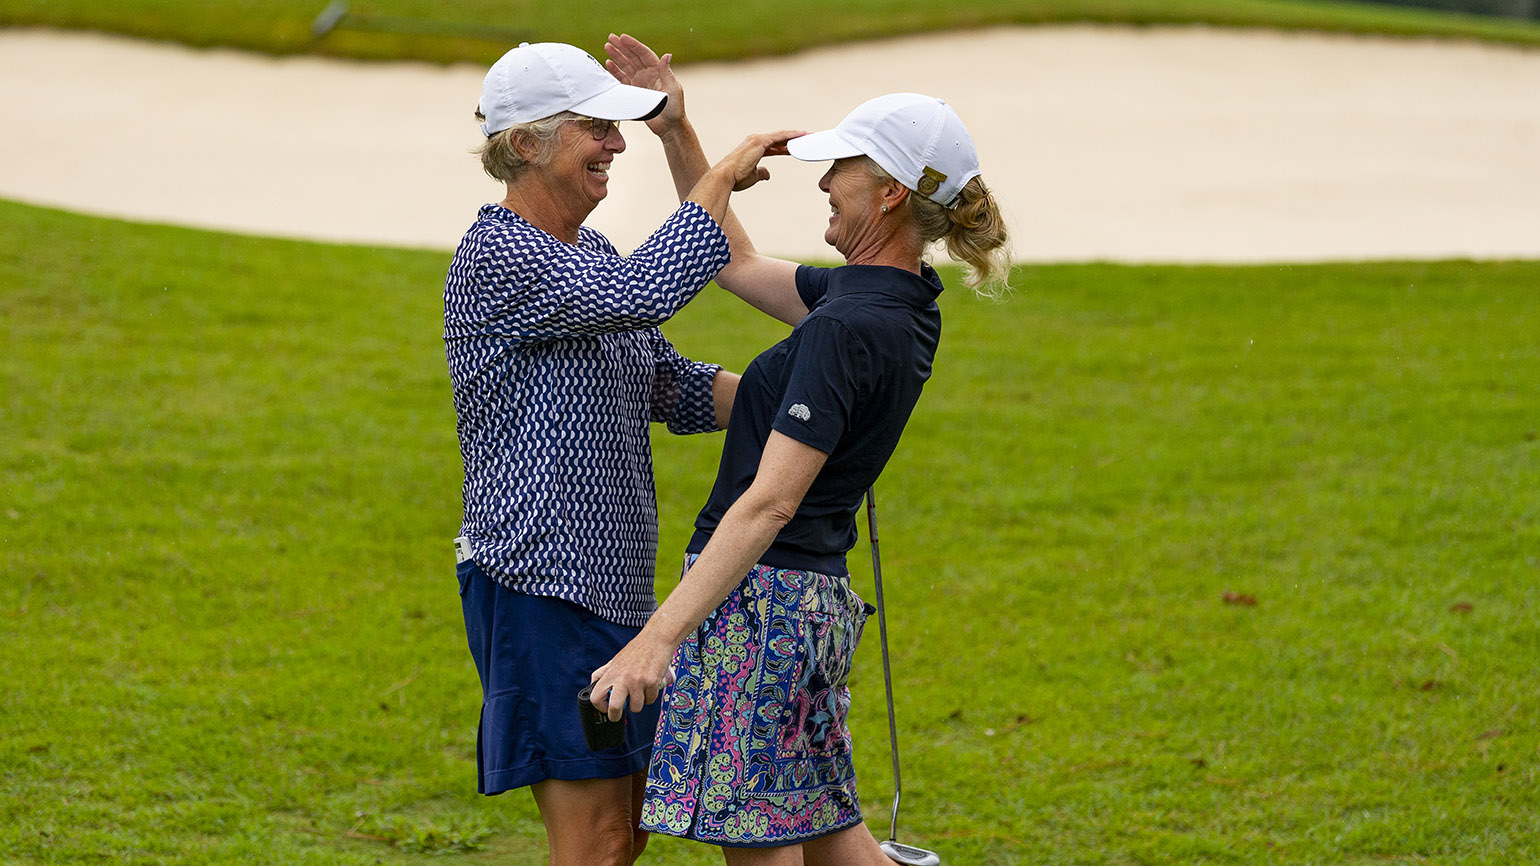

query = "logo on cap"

[{"left": 918, "top": 167, "right": 947, "bottom": 198}]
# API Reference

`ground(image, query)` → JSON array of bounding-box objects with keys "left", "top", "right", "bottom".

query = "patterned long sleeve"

[
  {"left": 444, "top": 201, "right": 731, "bottom": 627},
  {"left": 649, "top": 328, "right": 723, "bottom": 435},
  {"left": 445, "top": 202, "right": 729, "bottom": 345}
]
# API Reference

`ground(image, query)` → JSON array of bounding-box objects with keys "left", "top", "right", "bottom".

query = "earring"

[{"left": 881, "top": 205, "right": 889, "bottom": 213}]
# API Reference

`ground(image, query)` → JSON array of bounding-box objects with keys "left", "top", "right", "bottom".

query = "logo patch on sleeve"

[{"left": 788, "top": 403, "right": 812, "bottom": 421}]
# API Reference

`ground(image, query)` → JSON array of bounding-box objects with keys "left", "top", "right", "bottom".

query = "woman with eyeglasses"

[{"left": 444, "top": 41, "right": 799, "bottom": 866}]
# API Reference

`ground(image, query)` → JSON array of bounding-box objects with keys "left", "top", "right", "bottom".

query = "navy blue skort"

[{"left": 458, "top": 559, "right": 662, "bottom": 795}]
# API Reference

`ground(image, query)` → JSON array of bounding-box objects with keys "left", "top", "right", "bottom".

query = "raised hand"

[
  {"left": 714, "top": 130, "right": 805, "bottom": 192},
  {"left": 604, "top": 32, "right": 682, "bottom": 135}
]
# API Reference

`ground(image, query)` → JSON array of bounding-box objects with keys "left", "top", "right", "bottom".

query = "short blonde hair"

[{"left": 473, "top": 110, "right": 577, "bottom": 183}]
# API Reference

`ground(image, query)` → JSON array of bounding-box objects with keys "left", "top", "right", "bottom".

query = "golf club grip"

[{"left": 867, "top": 488, "right": 904, "bottom": 843}]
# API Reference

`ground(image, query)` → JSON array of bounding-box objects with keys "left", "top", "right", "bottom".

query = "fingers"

[
  {"left": 588, "top": 669, "right": 669, "bottom": 721},
  {"left": 596, "top": 681, "right": 663, "bottom": 721},
  {"left": 730, "top": 130, "right": 806, "bottom": 159},
  {"left": 602, "top": 58, "right": 631, "bottom": 86},
  {"left": 609, "top": 32, "right": 659, "bottom": 64},
  {"left": 716, "top": 129, "right": 807, "bottom": 190},
  {"left": 732, "top": 166, "right": 771, "bottom": 192},
  {"left": 758, "top": 129, "right": 808, "bottom": 153},
  {"left": 586, "top": 675, "right": 626, "bottom": 722},
  {"left": 604, "top": 32, "right": 660, "bottom": 78}
]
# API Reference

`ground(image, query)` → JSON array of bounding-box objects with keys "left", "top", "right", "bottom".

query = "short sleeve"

[
  {"left": 795, "top": 264, "right": 834, "bottom": 313},
  {"left": 770, "top": 315, "right": 868, "bottom": 454}
]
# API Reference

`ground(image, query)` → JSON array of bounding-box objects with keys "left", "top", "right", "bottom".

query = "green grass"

[
  {"left": 2, "top": 197, "right": 1538, "bottom": 864},
  {"left": 3, "top": 0, "right": 1540, "bottom": 64}
]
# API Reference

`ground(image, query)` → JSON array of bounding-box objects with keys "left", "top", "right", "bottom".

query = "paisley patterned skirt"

[{"left": 640, "top": 556, "right": 875, "bottom": 847}]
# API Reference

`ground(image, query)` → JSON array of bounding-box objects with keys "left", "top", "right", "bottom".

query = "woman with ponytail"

[{"left": 592, "top": 35, "right": 1009, "bottom": 865}]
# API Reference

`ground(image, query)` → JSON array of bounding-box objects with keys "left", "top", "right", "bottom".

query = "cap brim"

[
  {"left": 570, "top": 83, "right": 667, "bottom": 121},
  {"left": 787, "top": 129, "right": 866, "bottom": 162}
]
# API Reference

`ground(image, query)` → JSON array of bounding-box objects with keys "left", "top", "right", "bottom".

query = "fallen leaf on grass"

[
  {"left": 1222, "top": 591, "right": 1257, "bottom": 606},
  {"left": 1420, "top": 679, "right": 1439, "bottom": 692},
  {"left": 1449, "top": 602, "right": 1473, "bottom": 614},
  {"left": 1476, "top": 729, "right": 1504, "bottom": 740}
]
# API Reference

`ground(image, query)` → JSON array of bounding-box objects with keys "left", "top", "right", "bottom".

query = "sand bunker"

[{"left": 1, "top": 27, "right": 1537, "bottom": 262}]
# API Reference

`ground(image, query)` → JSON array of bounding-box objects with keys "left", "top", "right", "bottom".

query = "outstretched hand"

[
  {"left": 715, "top": 130, "right": 805, "bottom": 192},
  {"left": 684, "top": 129, "right": 805, "bottom": 222},
  {"left": 604, "top": 33, "right": 682, "bottom": 135}
]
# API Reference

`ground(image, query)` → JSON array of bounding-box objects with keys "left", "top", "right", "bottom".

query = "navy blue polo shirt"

[{"left": 687, "top": 262, "right": 944, "bottom": 575}]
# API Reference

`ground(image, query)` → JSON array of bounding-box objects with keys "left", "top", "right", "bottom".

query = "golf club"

[{"left": 866, "top": 488, "right": 942, "bottom": 866}]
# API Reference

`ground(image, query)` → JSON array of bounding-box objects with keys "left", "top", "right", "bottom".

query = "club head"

[{"left": 881, "top": 839, "right": 941, "bottom": 866}]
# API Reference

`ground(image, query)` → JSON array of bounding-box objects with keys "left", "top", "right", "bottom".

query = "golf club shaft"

[
  {"left": 867, "top": 488, "right": 903, "bottom": 843},
  {"left": 311, "top": 0, "right": 531, "bottom": 42}
]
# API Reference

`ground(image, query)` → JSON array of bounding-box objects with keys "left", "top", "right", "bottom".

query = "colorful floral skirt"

[{"left": 640, "top": 556, "right": 875, "bottom": 847}]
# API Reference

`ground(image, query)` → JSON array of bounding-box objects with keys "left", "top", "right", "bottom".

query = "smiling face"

[
  {"left": 546, "top": 116, "right": 626, "bottom": 213},
  {"left": 819, "top": 157, "right": 891, "bottom": 262}
]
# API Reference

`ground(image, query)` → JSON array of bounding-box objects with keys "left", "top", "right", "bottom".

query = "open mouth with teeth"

[{"left": 588, "top": 161, "right": 611, "bottom": 178}]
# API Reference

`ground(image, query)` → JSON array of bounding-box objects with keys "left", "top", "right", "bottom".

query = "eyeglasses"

[{"left": 572, "top": 116, "right": 614, "bottom": 141}]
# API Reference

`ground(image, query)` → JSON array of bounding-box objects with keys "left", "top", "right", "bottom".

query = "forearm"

[
  {"left": 639, "top": 491, "right": 791, "bottom": 650},
  {"left": 661, "top": 120, "right": 756, "bottom": 250},
  {"left": 667, "top": 125, "right": 807, "bottom": 325},
  {"left": 658, "top": 117, "right": 711, "bottom": 202},
  {"left": 683, "top": 164, "right": 738, "bottom": 228},
  {"left": 587, "top": 430, "right": 824, "bottom": 719},
  {"left": 711, "top": 369, "right": 740, "bottom": 430}
]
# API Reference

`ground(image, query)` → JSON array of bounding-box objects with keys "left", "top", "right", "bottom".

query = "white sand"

[{"left": 2, "top": 26, "right": 1538, "bottom": 262}]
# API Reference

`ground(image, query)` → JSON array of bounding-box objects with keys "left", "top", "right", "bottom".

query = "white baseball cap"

[
  {"left": 479, "top": 42, "right": 667, "bottom": 137},
  {"left": 787, "top": 92, "right": 980, "bottom": 207}
]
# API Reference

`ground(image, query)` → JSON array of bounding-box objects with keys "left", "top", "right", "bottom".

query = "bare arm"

[
  {"left": 588, "top": 431, "right": 828, "bottom": 720},
  {"left": 711, "top": 369, "right": 740, "bottom": 430},
  {"left": 606, "top": 33, "right": 809, "bottom": 326},
  {"left": 681, "top": 131, "right": 800, "bottom": 228}
]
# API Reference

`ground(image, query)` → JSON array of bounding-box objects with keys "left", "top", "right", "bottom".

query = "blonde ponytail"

[{"left": 911, "top": 176, "right": 1012, "bottom": 298}]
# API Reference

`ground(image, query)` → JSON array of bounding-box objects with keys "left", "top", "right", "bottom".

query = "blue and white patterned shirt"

[{"left": 444, "top": 201, "right": 731, "bottom": 627}]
